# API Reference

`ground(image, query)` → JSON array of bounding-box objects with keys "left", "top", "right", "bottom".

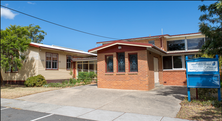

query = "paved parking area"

[
  {"left": 1, "top": 101, "right": 189, "bottom": 121},
  {"left": 16, "top": 84, "right": 187, "bottom": 118},
  {"left": 1, "top": 106, "right": 93, "bottom": 121}
]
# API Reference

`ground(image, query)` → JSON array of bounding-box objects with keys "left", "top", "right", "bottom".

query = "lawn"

[
  {"left": 1, "top": 85, "right": 60, "bottom": 99},
  {"left": 176, "top": 99, "right": 222, "bottom": 121},
  {"left": 176, "top": 88, "right": 222, "bottom": 121}
]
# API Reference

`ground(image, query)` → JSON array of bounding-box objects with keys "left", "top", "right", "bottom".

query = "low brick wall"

[{"left": 163, "top": 70, "right": 187, "bottom": 86}]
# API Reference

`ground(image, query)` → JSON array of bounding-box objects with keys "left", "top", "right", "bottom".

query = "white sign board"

[{"left": 187, "top": 61, "right": 218, "bottom": 72}]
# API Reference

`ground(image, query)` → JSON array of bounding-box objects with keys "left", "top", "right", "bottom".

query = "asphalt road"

[{"left": 1, "top": 106, "right": 94, "bottom": 121}]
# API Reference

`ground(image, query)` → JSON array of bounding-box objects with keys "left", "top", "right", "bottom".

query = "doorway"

[{"left": 154, "top": 57, "right": 159, "bottom": 83}]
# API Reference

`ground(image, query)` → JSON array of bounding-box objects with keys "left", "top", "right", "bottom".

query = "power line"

[{"left": 1, "top": 5, "right": 119, "bottom": 40}]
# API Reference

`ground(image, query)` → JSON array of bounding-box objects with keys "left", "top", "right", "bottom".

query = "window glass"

[
  {"left": 78, "top": 64, "right": 82, "bottom": 72},
  {"left": 117, "top": 53, "right": 125, "bottom": 72},
  {"left": 6, "top": 65, "right": 11, "bottom": 72},
  {"left": 173, "top": 56, "right": 182, "bottom": 68},
  {"left": 106, "top": 55, "right": 113, "bottom": 72},
  {"left": 148, "top": 40, "right": 155, "bottom": 45},
  {"left": 89, "top": 64, "right": 94, "bottom": 72},
  {"left": 46, "top": 53, "right": 51, "bottom": 69},
  {"left": 167, "top": 40, "right": 185, "bottom": 51},
  {"left": 83, "top": 64, "right": 88, "bottom": 72},
  {"left": 187, "top": 38, "right": 204, "bottom": 50},
  {"left": 52, "top": 54, "right": 58, "bottom": 69},
  {"left": 67, "top": 56, "right": 71, "bottom": 69},
  {"left": 163, "top": 56, "right": 172, "bottom": 69},
  {"left": 129, "top": 54, "right": 138, "bottom": 72}
]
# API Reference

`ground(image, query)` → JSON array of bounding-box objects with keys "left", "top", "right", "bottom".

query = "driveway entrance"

[{"left": 18, "top": 84, "right": 187, "bottom": 118}]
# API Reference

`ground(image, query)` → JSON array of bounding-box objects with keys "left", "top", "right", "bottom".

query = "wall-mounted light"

[{"left": 118, "top": 46, "right": 122, "bottom": 49}]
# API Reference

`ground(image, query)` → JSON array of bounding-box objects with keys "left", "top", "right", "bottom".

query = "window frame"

[
  {"left": 5, "top": 64, "right": 18, "bottom": 73},
  {"left": 105, "top": 55, "right": 114, "bottom": 73},
  {"left": 117, "top": 52, "right": 125, "bottom": 72},
  {"left": 45, "top": 52, "right": 59, "bottom": 70},
  {"left": 167, "top": 37, "right": 206, "bottom": 52},
  {"left": 66, "top": 55, "right": 72, "bottom": 70},
  {"left": 148, "top": 40, "right": 155, "bottom": 45},
  {"left": 163, "top": 55, "right": 184, "bottom": 70},
  {"left": 128, "top": 53, "right": 138, "bottom": 72}
]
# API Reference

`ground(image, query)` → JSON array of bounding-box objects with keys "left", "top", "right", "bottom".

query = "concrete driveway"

[{"left": 17, "top": 84, "right": 187, "bottom": 118}]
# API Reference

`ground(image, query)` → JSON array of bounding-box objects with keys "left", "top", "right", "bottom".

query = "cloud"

[
  {"left": 1, "top": 7, "right": 17, "bottom": 19},
  {"left": 27, "top": 2, "right": 35, "bottom": 5}
]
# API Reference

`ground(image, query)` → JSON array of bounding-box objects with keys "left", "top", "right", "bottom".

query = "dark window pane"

[
  {"left": 117, "top": 53, "right": 125, "bottom": 72},
  {"left": 78, "top": 64, "right": 82, "bottom": 72},
  {"left": 89, "top": 64, "right": 94, "bottom": 72},
  {"left": 187, "top": 38, "right": 204, "bottom": 50},
  {"left": 163, "top": 56, "right": 172, "bottom": 69},
  {"left": 46, "top": 61, "right": 51, "bottom": 69},
  {"left": 167, "top": 40, "right": 185, "bottom": 51},
  {"left": 173, "top": 56, "right": 182, "bottom": 68},
  {"left": 148, "top": 40, "right": 155, "bottom": 45},
  {"left": 106, "top": 56, "right": 113, "bottom": 72},
  {"left": 12, "top": 64, "right": 18, "bottom": 72},
  {"left": 67, "top": 56, "right": 71, "bottom": 69},
  {"left": 129, "top": 54, "right": 138, "bottom": 72},
  {"left": 83, "top": 64, "right": 88, "bottom": 72}
]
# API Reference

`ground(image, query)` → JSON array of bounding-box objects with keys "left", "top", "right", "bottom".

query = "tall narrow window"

[
  {"left": 46, "top": 53, "right": 52, "bottom": 69},
  {"left": 129, "top": 54, "right": 138, "bottom": 72},
  {"left": 106, "top": 55, "right": 113, "bottom": 72},
  {"left": 117, "top": 52, "right": 125, "bottom": 72},
  {"left": 46, "top": 53, "right": 58, "bottom": 69},
  {"left": 67, "top": 56, "right": 72, "bottom": 70}
]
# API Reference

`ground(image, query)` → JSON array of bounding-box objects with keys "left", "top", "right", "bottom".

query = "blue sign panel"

[{"left": 185, "top": 55, "right": 221, "bottom": 101}]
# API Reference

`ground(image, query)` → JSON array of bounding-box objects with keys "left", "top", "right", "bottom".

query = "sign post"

[{"left": 186, "top": 55, "right": 221, "bottom": 102}]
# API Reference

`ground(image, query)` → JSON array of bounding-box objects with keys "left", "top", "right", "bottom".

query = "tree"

[
  {"left": 0, "top": 25, "right": 31, "bottom": 85},
  {"left": 198, "top": 1, "right": 222, "bottom": 55},
  {"left": 25, "top": 24, "right": 47, "bottom": 43}
]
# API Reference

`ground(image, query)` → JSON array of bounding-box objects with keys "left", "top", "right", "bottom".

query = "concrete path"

[
  {"left": 17, "top": 84, "right": 187, "bottom": 118},
  {"left": 1, "top": 98, "right": 190, "bottom": 121}
]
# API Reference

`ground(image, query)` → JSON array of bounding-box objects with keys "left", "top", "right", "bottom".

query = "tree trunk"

[{"left": 0, "top": 70, "right": 4, "bottom": 86}]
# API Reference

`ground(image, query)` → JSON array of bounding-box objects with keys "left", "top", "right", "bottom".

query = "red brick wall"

[
  {"left": 97, "top": 49, "right": 150, "bottom": 90},
  {"left": 163, "top": 70, "right": 187, "bottom": 86}
]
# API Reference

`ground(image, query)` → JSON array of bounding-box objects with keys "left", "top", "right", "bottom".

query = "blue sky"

[{"left": 1, "top": 1, "right": 215, "bottom": 51}]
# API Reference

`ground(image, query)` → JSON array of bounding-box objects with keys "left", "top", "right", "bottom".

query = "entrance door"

[{"left": 154, "top": 57, "right": 159, "bottom": 83}]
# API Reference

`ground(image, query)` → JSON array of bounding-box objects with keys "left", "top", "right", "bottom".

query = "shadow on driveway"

[{"left": 152, "top": 86, "right": 187, "bottom": 101}]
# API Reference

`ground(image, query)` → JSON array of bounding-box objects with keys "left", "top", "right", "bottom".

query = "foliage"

[
  {"left": 198, "top": 1, "right": 222, "bottom": 55},
  {"left": 1, "top": 25, "right": 31, "bottom": 72},
  {"left": 25, "top": 24, "right": 47, "bottom": 43},
  {"left": 24, "top": 74, "right": 47, "bottom": 87},
  {"left": 35, "top": 74, "right": 47, "bottom": 87},
  {"left": 78, "top": 72, "right": 97, "bottom": 84},
  {"left": 24, "top": 76, "right": 36, "bottom": 87},
  {"left": 69, "top": 79, "right": 77, "bottom": 85},
  {"left": 198, "top": 88, "right": 217, "bottom": 100}
]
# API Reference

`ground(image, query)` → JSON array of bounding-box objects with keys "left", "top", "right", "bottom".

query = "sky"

[{"left": 1, "top": 1, "right": 215, "bottom": 52}]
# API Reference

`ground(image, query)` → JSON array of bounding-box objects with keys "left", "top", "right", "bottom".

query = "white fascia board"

[
  {"left": 164, "top": 34, "right": 203, "bottom": 38},
  {"left": 89, "top": 43, "right": 152, "bottom": 53},
  {"left": 31, "top": 42, "right": 97, "bottom": 56}
]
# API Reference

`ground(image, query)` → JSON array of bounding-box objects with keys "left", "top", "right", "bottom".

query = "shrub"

[
  {"left": 71, "top": 79, "right": 77, "bottom": 85},
  {"left": 24, "top": 74, "right": 47, "bottom": 87},
  {"left": 24, "top": 76, "right": 36, "bottom": 87},
  {"left": 198, "top": 88, "right": 217, "bottom": 100},
  {"left": 35, "top": 75, "right": 47, "bottom": 87},
  {"left": 64, "top": 80, "right": 68, "bottom": 84}
]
